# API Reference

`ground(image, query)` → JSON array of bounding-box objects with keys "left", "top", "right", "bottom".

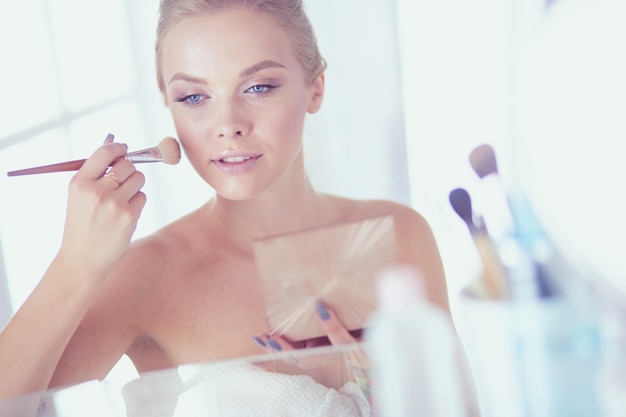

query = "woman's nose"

[{"left": 213, "top": 101, "right": 250, "bottom": 139}]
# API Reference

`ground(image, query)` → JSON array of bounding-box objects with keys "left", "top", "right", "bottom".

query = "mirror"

[
  {"left": 0, "top": 1, "right": 418, "bottom": 415},
  {"left": 1, "top": 0, "right": 623, "bottom": 415}
]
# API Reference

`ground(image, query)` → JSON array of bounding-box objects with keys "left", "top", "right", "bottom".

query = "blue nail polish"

[
  {"left": 316, "top": 301, "right": 330, "bottom": 321},
  {"left": 267, "top": 338, "right": 282, "bottom": 351},
  {"left": 252, "top": 336, "right": 266, "bottom": 347}
]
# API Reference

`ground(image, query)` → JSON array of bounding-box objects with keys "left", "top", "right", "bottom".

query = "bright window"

[{"left": 0, "top": 0, "right": 153, "bottom": 313}]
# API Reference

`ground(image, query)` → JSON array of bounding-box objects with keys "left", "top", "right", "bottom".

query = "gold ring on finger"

[{"left": 103, "top": 171, "right": 122, "bottom": 187}]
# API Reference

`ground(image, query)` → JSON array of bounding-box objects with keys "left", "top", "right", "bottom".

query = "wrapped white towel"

[{"left": 122, "top": 361, "right": 372, "bottom": 417}]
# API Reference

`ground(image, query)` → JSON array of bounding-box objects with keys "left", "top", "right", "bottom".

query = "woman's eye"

[
  {"left": 173, "top": 94, "right": 206, "bottom": 106},
  {"left": 246, "top": 84, "right": 275, "bottom": 94},
  {"left": 186, "top": 94, "right": 203, "bottom": 104}
]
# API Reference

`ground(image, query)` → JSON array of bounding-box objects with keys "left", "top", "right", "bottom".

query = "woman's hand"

[
  {"left": 253, "top": 301, "right": 373, "bottom": 401},
  {"left": 253, "top": 301, "right": 358, "bottom": 354},
  {"left": 253, "top": 300, "right": 370, "bottom": 373},
  {"left": 58, "top": 134, "right": 147, "bottom": 276}
]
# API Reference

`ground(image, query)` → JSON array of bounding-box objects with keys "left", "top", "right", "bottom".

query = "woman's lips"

[{"left": 212, "top": 154, "right": 261, "bottom": 173}]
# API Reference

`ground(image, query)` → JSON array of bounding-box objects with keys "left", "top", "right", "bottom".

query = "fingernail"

[
  {"left": 252, "top": 335, "right": 266, "bottom": 348},
  {"left": 316, "top": 301, "right": 330, "bottom": 321},
  {"left": 266, "top": 338, "right": 282, "bottom": 351},
  {"left": 103, "top": 133, "right": 114, "bottom": 144}
]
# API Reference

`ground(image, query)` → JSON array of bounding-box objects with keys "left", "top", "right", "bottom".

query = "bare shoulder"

[
  {"left": 327, "top": 195, "right": 432, "bottom": 235},
  {"left": 346, "top": 199, "right": 439, "bottom": 260},
  {"left": 327, "top": 195, "right": 450, "bottom": 312}
]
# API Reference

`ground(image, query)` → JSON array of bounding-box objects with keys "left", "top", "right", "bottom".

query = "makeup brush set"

[
  {"left": 448, "top": 143, "right": 556, "bottom": 301},
  {"left": 450, "top": 144, "right": 605, "bottom": 417}
]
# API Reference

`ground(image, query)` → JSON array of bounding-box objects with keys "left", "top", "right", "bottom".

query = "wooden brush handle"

[
  {"left": 7, "top": 159, "right": 87, "bottom": 176},
  {"left": 472, "top": 232, "right": 508, "bottom": 299}
]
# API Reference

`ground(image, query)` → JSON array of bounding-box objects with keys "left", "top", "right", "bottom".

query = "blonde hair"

[{"left": 155, "top": 0, "right": 326, "bottom": 98}]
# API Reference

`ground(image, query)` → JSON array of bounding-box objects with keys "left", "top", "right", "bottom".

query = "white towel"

[{"left": 122, "top": 361, "right": 372, "bottom": 417}]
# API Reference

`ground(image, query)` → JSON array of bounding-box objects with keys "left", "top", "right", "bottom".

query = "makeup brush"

[
  {"left": 469, "top": 143, "right": 556, "bottom": 298},
  {"left": 468, "top": 143, "right": 499, "bottom": 180},
  {"left": 6, "top": 137, "right": 181, "bottom": 177},
  {"left": 449, "top": 187, "right": 508, "bottom": 300},
  {"left": 470, "top": 143, "right": 551, "bottom": 251},
  {"left": 468, "top": 143, "right": 516, "bottom": 244}
]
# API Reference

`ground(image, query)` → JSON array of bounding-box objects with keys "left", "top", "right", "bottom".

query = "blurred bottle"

[{"left": 364, "top": 265, "right": 476, "bottom": 417}]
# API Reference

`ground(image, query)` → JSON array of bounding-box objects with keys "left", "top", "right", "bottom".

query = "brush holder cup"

[
  {"left": 457, "top": 295, "right": 525, "bottom": 417},
  {"left": 457, "top": 291, "right": 603, "bottom": 417}
]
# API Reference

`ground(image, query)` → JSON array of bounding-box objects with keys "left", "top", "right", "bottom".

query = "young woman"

[{"left": 0, "top": 0, "right": 449, "bottom": 401}]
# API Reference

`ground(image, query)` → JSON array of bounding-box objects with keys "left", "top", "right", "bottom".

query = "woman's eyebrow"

[
  {"left": 240, "top": 60, "right": 286, "bottom": 78},
  {"left": 168, "top": 73, "right": 207, "bottom": 85},
  {"left": 167, "top": 60, "right": 286, "bottom": 86}
]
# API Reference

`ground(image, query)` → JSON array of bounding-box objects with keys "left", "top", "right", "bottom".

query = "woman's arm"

[{"left": 0, "top": 137, "right": 146, "bottom": 400}]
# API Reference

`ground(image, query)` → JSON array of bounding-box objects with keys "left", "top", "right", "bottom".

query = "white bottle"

[{"left": 364, "top": 265, "right": 473, "bottom": 417}]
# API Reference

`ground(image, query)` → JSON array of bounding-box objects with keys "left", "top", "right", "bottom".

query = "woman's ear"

[{"left": 307, "top": 72, "right": 325, "bottom": 114}]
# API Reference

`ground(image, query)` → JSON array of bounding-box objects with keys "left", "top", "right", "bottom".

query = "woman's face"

[{"left": 160, "top": 7, "right": 324, "bottom": 200}]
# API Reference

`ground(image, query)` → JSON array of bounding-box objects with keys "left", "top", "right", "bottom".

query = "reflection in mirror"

[
  {"left": 1, "top": 0, "right": 622, "bottom": 415},
  {"left": 0, "top": 1, "right": 463, "bottom": 415}
]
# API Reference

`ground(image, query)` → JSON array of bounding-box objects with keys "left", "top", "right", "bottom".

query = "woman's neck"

[{"left": 205, "top": 174, "right": 329, "bottom": 248}]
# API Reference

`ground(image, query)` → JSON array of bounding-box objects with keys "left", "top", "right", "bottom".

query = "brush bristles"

[
  {"left": 449, "top": 188, "right": 474, "bottom": 228},
  {"left": 157, "top": 137, "right": 181, "bottom": 165},
  {"left": 448, "top": 188, "right": 478, "bottom": 234},
  {"left": 469, "top": 143, "right": 498, "bottom": 178}
]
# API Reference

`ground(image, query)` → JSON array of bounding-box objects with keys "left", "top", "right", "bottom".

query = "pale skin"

[{"left": 0, "top": 7, "right": 449, "bottom": 399}]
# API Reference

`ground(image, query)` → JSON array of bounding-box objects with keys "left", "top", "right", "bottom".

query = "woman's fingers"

[
  {"left": 251, "top": 301, "right": 363, "bottom": 371},
  {"left": 315, "top": 301, "right": 357, "bottom": 346},
  {"left": 59, "top": 134, "right": 147, "bottom": 275},
  {"left": 251, "top": 304, "right": 371, "bottom": 398},
  {"left": 77, "top": 135, "right": 128, "bottom": 180},
  {"left": 252, "top": 301, "right": 358, "bottom": 354},
  {"left": 315, "top": 301, "right": 373, "bottom": 400},
  {"left": 103, "top": 159, "right": 145, "bottom": 196},
  {"left": 252, "top": 333, "right": 292, "bottom": 353}
]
